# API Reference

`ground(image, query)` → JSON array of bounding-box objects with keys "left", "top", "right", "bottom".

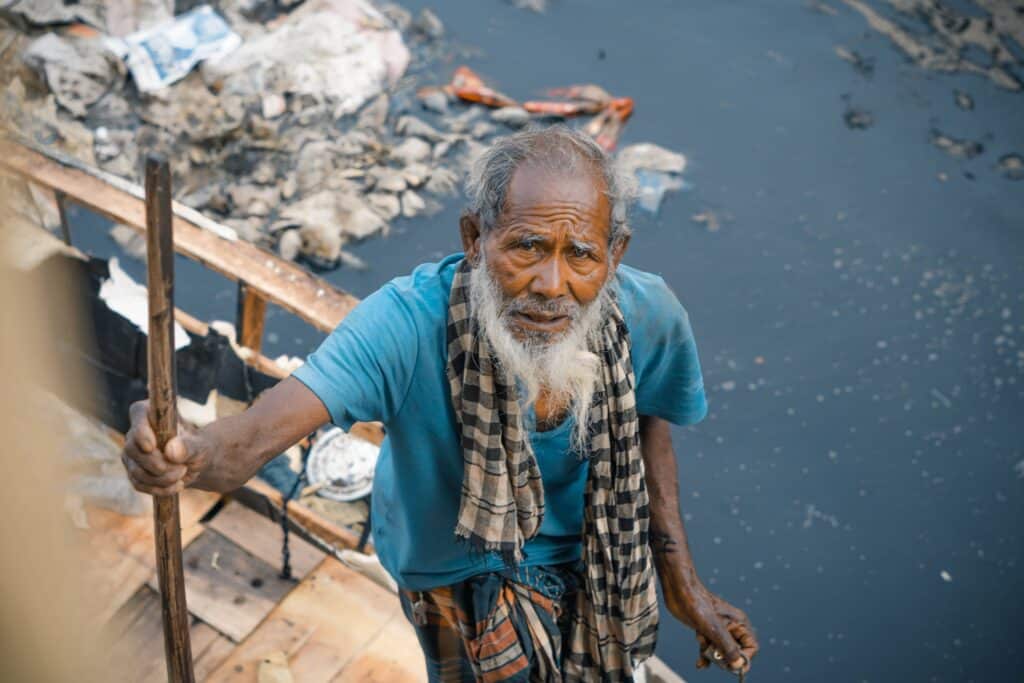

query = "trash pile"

[{"left": 1, "top": 0, "right": 691, "bottom": 270}]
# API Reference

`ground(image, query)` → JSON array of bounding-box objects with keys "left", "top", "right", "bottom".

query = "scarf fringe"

[{"left": 454, "top": 523, "right": 524, "bottom": 566}]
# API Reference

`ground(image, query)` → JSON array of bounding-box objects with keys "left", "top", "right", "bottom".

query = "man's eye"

[
  {"left": 518, "top": 240, "right": 538, "bottom": 251},
  {"left": 572, "top": 246, "right": 591, "bottom": 258}
]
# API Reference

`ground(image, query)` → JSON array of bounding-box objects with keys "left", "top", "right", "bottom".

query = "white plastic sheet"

[
  {"left": 98, "top": 257, "right": 190, "bottom": 350},
  {"left": 105, "top": 5, "right": 241, "bottom": 92}
]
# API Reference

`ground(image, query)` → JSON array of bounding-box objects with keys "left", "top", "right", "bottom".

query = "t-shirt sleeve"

[
  {"left": 290, "top": 284, "right": 419, "bottom": 428},
  {"left": 628, "top": 276, "right": 709, "bottom": 426}
]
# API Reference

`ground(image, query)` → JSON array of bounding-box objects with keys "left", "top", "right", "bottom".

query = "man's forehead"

[{"left": 502, "top": 159, "right": 610, "bottom": 219}]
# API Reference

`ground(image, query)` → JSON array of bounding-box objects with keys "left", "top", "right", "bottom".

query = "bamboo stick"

[{"left": 145, "top": 155, "right": 195, "bottom": 683}]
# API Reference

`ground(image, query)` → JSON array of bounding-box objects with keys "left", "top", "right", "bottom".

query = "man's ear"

[
  {"left": 460, "top": 212, "right": 483, "bottom": 263},
  {"left": 610, "top": 232, "right": 631, "bottom": 270}
]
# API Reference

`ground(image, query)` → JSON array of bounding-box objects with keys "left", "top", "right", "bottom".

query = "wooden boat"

[{"left": 0, "top": 138, "right": 684, "bottom": 683}]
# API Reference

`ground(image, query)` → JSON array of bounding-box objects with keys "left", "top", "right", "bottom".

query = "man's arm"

[
  {"left": 640, "top": 414, "right": 759, "bottom": 673},
  {"left": 121, "top": 377, "right": 329, "bottom": 495}
]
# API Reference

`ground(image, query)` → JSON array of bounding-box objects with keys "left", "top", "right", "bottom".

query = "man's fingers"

[
  {"left": 164, "top": 435, "right": 192, "bottom": 465},
  {"left": 730, "top": 623, "right": 759, "bottom": 669},
  {"left": 718, "top": 601, "right": 752, "bottom": 627},
  {"left": 695, "top": 633, "right": 711, "bottom": 669},
  {"left": 122, "top": 453, "right": 187, "bottom": 490},
  {"left": 132, "top": 479, "right": 185, "bottom": 497},
  {"left": 698, "top": 614, "right": 743, "bottom": 670},
  {"left": 134, "top": 448, "right": 171, "bottom": 478},
  {"left": 128, "top": 401, "right": 156, "bottom": 451}
]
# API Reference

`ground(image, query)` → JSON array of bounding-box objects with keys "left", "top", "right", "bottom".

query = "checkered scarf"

[{"left": 446, "top": 259, "right": 659, "bottom": 681}]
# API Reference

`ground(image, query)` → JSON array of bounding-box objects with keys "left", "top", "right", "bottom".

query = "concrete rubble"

[
  {"left": 0, "top": 0, "right": 481, "bottom": 268},
  {"left": 0, "top": 0, "right": 691, "bottom": 264}
]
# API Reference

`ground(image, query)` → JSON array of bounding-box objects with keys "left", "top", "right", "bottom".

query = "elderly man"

[{"left": 122, "top": 126, "right": 758, "bottom": 682}]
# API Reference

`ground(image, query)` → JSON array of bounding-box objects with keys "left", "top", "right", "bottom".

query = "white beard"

[{"left": 467, "top": 254, "right": 613, "bottom": 451}]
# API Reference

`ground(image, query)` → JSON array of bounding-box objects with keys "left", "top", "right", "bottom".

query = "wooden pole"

[
  {"left": 236, "top": 281, "right": 267, "bottom": 353},
  {"left": 145, "top": 155, "right": 195, "bottom": 683}
]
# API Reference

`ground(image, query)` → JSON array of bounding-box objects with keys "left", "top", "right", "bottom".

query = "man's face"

[{"left": 470, "top": 161, "right": 621, "bottom": 343}]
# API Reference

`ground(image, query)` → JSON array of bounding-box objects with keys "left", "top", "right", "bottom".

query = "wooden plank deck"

[
  {"left": 79, "top": 488, "right": 219, "bottom": 626},
  {"left": 87, "top": 491, "right": 423, "bottom": 682},
  {"left": 148, "top": 529, "right": 297, "bottom": 643},
  {"left": 103, "top": 586, "right": 236, "bottom": 683},
  {"left": 207, "top": 501, "right": 322, "bottom": 581},
  {"left": 206, "top": 556, "right": 425, "bottom": 682}
]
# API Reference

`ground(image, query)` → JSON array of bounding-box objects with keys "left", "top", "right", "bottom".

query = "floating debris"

[
  {"left": 617, "top": 142, "right": 688, "bottom": 214},
  {"left": 692, "top": 210, "right": 723, "bottom": 233},
  {"left": 996, "top": 153, "right": 1024, "bottom": 181},
  {"left": 806, "top": 0, "right": 838, "bottom": 16},
  {"left": 833, "top": 45, "right": 874, "bottom": 78},
  {"left": 940, "top": 570, "right": 953, "bottom": 583},
  {"left": 583, "top": 97, "right": 633, "bottom": 150},
  {"left": 401, "top": 190, "right": 427, "bottom": 217},
  {"left": 448, "top": 66, "right": 517, "bottom": 108},
  {"left": 839, "top": 0, "right": 1024, "bottom": 92},
  {"left": 842, "top": 100, "right": 874, "bottom": 130},
  {"left": 953, "top": 90, "right": 974, "bottom": 111},
  {"left": 416, "top": 85, "right": 450, "bottom": 113},
  {"left": 930, "top": 129, "right": 984, "bottom": 160},
  {"left": 491, "top": 105, "right": 531, "bottom": 128},
  {"left": 277, "top": 228, "right": 302, "bottom": 261},
  {"left": 412, "top": 7, "right": 445, "bottom": 40},
  {"left": 507, "top": 0, "right": 548, "bottom": 12},
  {"left": 802, "top": 503, "right": 840, "bottom": 529}
]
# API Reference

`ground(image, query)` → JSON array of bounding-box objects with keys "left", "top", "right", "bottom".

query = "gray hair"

[{"left": 464, "top": 125, "right": 635, "bottom": 248}]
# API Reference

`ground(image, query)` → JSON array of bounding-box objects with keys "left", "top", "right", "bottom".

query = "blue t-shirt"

[{"left": 291, "top": 253, "right": 708, "bottom": 590}]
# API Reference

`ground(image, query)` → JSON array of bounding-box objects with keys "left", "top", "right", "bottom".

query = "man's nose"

[{"left": 528, "top": 255, "right": 571, "bottom": 300}]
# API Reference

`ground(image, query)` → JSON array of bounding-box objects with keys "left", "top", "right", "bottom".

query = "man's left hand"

[{"left": 663, "top": 582, "right": 759, "bottom": 673}]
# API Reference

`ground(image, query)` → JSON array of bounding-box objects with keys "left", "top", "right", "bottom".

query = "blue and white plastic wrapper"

[
  {"left": 105, "top": 5, "right": 241, "bottom": 92},
  {"left": 634, "top": 168, "right": 689, "bottom": 214}
]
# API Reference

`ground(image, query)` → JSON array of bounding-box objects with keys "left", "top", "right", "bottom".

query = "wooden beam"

[
  {"left": 236, "top": 283, "right": 267, "bottom": 354},
  {"left": 236, "top": 479, "right": 370, "bottom": 555},
  {"left": 0, "top": 139, "right": 359, "bottom": 334},
  {"left": 55, "top": 190, "right": 72, "bottom": 245}
]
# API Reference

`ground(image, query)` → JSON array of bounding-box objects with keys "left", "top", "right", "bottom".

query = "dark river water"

[{"left": 68, "top": 1, "right": 1024, "bottom": 681}]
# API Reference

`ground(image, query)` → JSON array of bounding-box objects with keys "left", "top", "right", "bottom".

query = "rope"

[{"left": 279, "top": 437, "right": 311, "bottom": 580}]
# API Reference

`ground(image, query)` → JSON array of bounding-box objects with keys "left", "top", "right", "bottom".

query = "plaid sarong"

[
  {"left": 445, "top": 260, "right": 659, "bottom": 681},
  {"left": 401, "top": 563, "right": 583, "bottom": 683}
]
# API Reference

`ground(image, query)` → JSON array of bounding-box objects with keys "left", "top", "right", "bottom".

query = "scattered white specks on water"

[
  {"left": 721, "top": 380, "right": 736, "bottom": 391},
  {"left": 931, "top": 388, "right": 952, "bottom": 408},
  {"left": 803, "top": 504, "right": 840, "bottom": 529},
  {"left": 1014, "top": 460, "right": 1024, "bottom": 479},
  {"left": 940, "top": 570, "right": 953, "bottom": 583}
]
